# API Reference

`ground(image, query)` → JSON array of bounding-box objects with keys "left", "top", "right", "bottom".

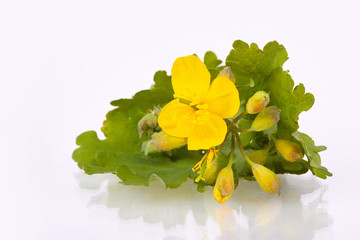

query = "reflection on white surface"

[{"left": 75, "top": 172, "right": 332, "bottom": 240}]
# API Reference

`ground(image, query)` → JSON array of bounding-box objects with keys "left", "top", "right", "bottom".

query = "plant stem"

[
  {"left": 232, "top": 125, "right": 252, "bottom": 134},
  {"left": 227, "top": 134, "right": 235, "bottom": 167},
  {"left": 234, "top": 132, "right": 254, "bottom": 167},
  {"left": 233, "top": 111, "right": 247, "bottom": 123}
]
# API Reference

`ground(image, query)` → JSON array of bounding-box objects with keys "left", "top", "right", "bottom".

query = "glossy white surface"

[{"left": 1, "top": 0, "right": 359, "bottom": 239}]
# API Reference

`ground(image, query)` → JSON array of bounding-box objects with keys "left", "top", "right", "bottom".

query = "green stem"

[
  {"left": 232, "top": 125, "right": 252, "bottom": 134},
  {"left": 227, "top": 134, "right": 235, "bottom": 167},
  {"left": 265, "top": 136, "right": 272, "bottom": 152},
  {"left": 233, "top": 111, "right": 247, "bottom": 123},
  {"left": 234, "top": 132, "right": 254, "bottom": 167}
]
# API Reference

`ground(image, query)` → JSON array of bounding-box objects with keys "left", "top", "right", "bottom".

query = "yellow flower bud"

[
  {"left": 275, "top": 139, "right": 304, "bottom": 162},
  {"left": 213, "top": 167, "right": 235, "bottom": 204},
  {"left": 137, "top": 109, "right": 161, "bottom": 137},
  {"left": 249, "top": 149, "right": 269, "bottom": 165},
  {"left": 150, "top": 131, "right": 187, "bottom": 151},
  {"left": 246, "top": 91, "right": 270, "bottom": 114},
  {"left": 251, "top": 106, "right": 281, "bottom": 132},
  {"left": 252, "top": 164, "right": 281, "bottom": 196},
  {"left": 217, "top": 67, "right": 236, "bottom": 83}
]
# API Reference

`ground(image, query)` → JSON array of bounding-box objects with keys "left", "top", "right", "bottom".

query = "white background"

[{"left": 1, "top": 0, "right": 359, "bottom": 239}]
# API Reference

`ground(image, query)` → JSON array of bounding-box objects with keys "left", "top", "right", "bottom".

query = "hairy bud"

[
  {"left": 251, "top": 106, "right": 281, "bottom": 132},
  {"left": 246, "top": 91, "right": 270, "bottom": 114},
  {"left": 137, "top": 109, "right": 161, "bottom": 137}
]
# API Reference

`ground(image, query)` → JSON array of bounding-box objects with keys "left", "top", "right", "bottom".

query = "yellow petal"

[
  {"left": 171, "top": 55, "right": 210, "bottom": 103},
  {"left": 158, "top": 100, "right": 195, "bottom": 138},
  {"left": 187, "top": 110, "right": 227, "bottom": 150},
  {"left": 202, "top": 76, "right": 240, "bottom": 118}
]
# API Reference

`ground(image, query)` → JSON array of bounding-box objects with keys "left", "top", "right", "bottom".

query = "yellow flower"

[{"left": 158, "top": 55, "right": 240, "bottom": 150}]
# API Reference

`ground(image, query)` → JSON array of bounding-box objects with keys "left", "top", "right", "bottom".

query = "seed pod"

[
  {"left": 275, "top": 139, "right": 304, "bottom": 162},
  {"left": 202, "top": 156, "right": 221, "bottom": 185},
  {"left": 246, "top": 91, "right": 270, "bottom": 114},
  {"left": 251, "top": 106, "right": 281, "bottom": 132}
]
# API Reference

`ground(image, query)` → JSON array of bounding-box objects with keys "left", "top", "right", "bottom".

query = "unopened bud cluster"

[{"left": 137, "top": 109, "right": 161, "bottom": 137}]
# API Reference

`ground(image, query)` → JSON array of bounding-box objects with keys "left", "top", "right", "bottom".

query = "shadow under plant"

[{"left": 75, "top": 172, "right": 333, "bottom": 240}]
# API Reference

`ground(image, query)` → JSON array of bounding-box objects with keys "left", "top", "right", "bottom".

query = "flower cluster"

[{"left": 142, "top": 55, "right": 305, "bottom": 203}]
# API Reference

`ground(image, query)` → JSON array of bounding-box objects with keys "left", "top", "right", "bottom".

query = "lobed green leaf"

[{"left": 73, "top": 71, "right": 202, "bottom": 188}]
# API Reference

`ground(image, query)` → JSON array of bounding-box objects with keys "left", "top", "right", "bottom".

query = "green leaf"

[
  {"left": 204, "top": 51, "right": 222, "bottom": 69},
  {"left": 292, "top": 131, "right": 332, "bottom": 179},
  {"left": 226, "top": 40, "right": 288, "bottom": 100},
  {"left": 227, "top": 39, "right": 315, "bottom": 139},
  {"left": 73, "top": 71, "right": 202, "bottom": 188},
  {"left": 265, "top": 152, "right": 309, "bottom": 175},
  {"left": 264, "top": 69, "right": 315, "bottom": 137},
  {"left": 203, "top": 51, "right": 224, "bottom": 81}
]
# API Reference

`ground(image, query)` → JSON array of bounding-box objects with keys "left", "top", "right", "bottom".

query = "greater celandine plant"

[{"left": 73, "top": 40, "right": 331, "bottom": 204}]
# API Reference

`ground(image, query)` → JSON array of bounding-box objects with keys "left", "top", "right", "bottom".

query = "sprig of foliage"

[{"left": 73, "top": 40, "right": 331, "bottom": 200}]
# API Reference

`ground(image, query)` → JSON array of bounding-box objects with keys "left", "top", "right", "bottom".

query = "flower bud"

[
  {"left": 213, "top": 167, "right": 235, "bottom": 204},
  {"left": 217, "top": 67, "right": 236, "bottom": 83},
  {"left": 252, "top": 164, "right": 281, "bottom": 196},
  {"left": 246, "top": 91, "right": 270, "bottom": 114},
  {"left": 249, "top": 149, "right": 269, "bottom": 165},
  {"left": 137, "top": 109, "right": 161, "bottom": 137},
  {"left": 251, "top": 106, "right": 280, "bottom": 132},
  {"left": 141, "top": 140, "right": 160, "bottom": 156},
  {"left": 275, "top": 139, "right": 304, "bottom": 162},
  {"left": 150, "top": 131, "right": 187, "bottom": 151}
]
